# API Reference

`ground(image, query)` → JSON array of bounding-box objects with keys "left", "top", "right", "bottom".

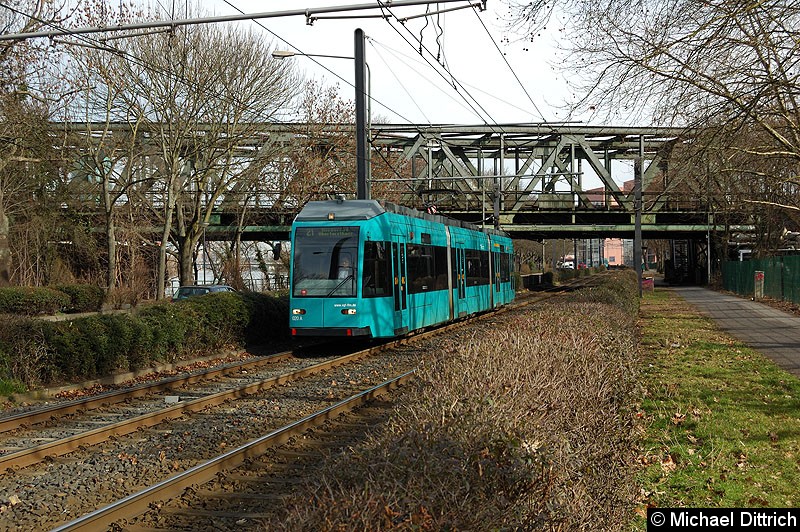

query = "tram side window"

[
  {"left": 363, "top": 241, "right": 391, "bottom": 298},
  {"left": 407, "top": 244, "right": 434, "bottom": 293},
  {"left": 433, "top": 246, "right": 449, "bottom": 290},
  {"left": 500, "top": 252, "right": 511, "bottom": 282},
  {"left": 465, "top": 249, "right": 490, "bottom": 286},
  {"left": 481, "top": 251, "right": 490, "bottom": 284}
]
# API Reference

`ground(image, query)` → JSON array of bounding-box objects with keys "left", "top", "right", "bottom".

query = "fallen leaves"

[{"left": 661, "top": 454, "right": 677, "bottom": 473}]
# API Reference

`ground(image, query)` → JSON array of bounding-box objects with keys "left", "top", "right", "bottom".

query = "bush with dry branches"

[{"left": 277, "top": 271, "right": 639, "bottom": 530}]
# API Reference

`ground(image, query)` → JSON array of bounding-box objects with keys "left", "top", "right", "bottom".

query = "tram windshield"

[{"left": 292, "top": 226, "right": 359, "bottom": 297}]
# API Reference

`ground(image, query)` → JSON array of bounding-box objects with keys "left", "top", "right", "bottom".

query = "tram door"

[
  {"left": 493, "top": 251, "right": 501, "bottom": 306},
  {"left": 454, "top": 246, "right": 466, "bottom": 317},
  {"left": 391, "top": 238, "right": 408, "bottom": 335}
]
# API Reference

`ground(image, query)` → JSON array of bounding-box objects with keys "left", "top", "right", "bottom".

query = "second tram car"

[{"left": 289, "top": 199, "right": 514, "bottom": 338}]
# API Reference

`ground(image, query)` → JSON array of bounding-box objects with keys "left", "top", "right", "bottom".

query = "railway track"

[
  {"left": 0, "top": 339, "right": 418, "bottom": 530},
  {"left": 0, "top": 276, "right": 592, "bottom": 471},
  {"left": 0, "top": 277, "right": 601, "bottom": 530},
  {"left": 0, "top": 348, "right": 344, "bottom": 471},
  {"left": 55, "top": 374, "right": 411, "bottom": 531}
]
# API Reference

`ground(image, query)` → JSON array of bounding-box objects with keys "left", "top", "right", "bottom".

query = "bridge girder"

[{"left": 63, "top": 122, "right": 732, "bottom": 240}]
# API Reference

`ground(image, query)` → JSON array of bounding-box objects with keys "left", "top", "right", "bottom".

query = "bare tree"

[
  {"left": 274, "top": 81, "right": 408, "bottom": 209},
  {"left": 91, "top": 13, "right": 299, "bottom": 296},
  {"left": 0, "top": 1, "right": 72, "bottom": 285},
  {"left": 505, "top": 0, "right": 800, "bottom": 252},
  {"left": 63, "top": 0, "right": 147, "bottom": 295},
  {"left": 276, "top": 81, "right": 360, "bottom": 207}
]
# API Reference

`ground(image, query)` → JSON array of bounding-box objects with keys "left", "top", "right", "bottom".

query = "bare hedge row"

[
  {"left": 276, "top": 271, "right": 640, "bottom": 530},
  {"left": 0, "top": 292, "right": 289, "bottom": 388},
  {"left": 0, "top": 285, "right": 106, "bottom": 315}
]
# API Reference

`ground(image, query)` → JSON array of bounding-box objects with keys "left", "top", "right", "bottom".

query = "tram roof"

[{"left": 295, "top": 199, "right": 509, "bottom": 238}]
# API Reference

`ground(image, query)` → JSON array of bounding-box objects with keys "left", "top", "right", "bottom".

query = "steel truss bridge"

[
  {"left": 67, "top": 122, "right": 739, "bottom": 242},
  {"left": 370, "top": 123, "right": 717, "bottom": 240}
]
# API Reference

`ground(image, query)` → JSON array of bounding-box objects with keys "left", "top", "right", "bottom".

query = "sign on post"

[{"left": 754, "top": 271, "right": 765, "bottom": 300}]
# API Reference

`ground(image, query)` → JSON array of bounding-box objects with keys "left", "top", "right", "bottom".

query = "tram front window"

[{"left": 293, "top": 226, "right": 359, "bottom": 297}]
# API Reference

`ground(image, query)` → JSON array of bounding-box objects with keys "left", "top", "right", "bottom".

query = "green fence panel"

[
  {"left": 763, "top": 258, "right": 783, "bottom": 300},
  {"left": 723, "top": 256, "right": 800, "bottom": 304},
  {"left": 783, "top": 256, "right": 800, "bottom": 305},
  {"left": 722, "top": 261, "right": 735, "bottom": 292}
]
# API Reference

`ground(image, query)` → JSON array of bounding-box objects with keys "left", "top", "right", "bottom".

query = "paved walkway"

[{"left": 672, "top": 286, "right": 800, "bottom": 378}]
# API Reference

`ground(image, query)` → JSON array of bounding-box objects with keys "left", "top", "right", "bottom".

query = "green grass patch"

[
  {"left": 636, "top": 288, "right": 800, "bottom": 520},
  {"left": 0, "top": 379, "right": 26, "bottom": 396}
]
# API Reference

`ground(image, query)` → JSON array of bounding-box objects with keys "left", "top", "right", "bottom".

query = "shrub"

[
  {"left": 0, "top": 290, "right": 289, "bottom": 388},
  {"left": 240, "top": 291, "right": 290, "bottom": 343},
  {"left": 42, "top": 320, "right": 98, "bottom": 380},
  {"left": 54, "top": 284, "right": 105, "bottom": 313},
  {"left": 177, "top": 292, "right": 251, "bottom": 350},
  {"left": 137, "top": 302, "right": 197, "bottom": 362},
  {"left": 0, "top": 287, "right": 70, "bottom": 315},
  {"left": 0, "top": 315, "right": 52, "bottom": 386}
]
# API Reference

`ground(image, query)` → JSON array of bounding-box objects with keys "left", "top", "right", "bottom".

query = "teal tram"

[{"left": 289, "top": 199, "right": 515, "bottom": 338}]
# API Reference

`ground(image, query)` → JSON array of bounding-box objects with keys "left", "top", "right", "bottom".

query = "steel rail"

[
  {"left": 0, "top": 276, "right": 595, "bottom": 472},
  {"left": 0, "top": 351, "right": 294, "bottom": 434},
  {"left": 0, "top": 343, "right": 386, "bottom": 472},
  {"left": 51, "top": 370, "right": 415, "bottom": 532}
]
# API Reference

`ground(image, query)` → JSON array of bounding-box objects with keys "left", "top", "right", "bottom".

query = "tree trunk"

[
  {"left": 156, "top": 204, "right": 174, "bottom": 300},
  {"left": 103, "top": 175, "right": 117, "bottom": 297},
  {"left": 0, "top": 205, "right": 10, "bottom": 286},
  {"left": 105, "top": 214, "right": 116, "bottom": 294},
  {"left": 178, "top": 234, "right": 195, "bottom": 286}
]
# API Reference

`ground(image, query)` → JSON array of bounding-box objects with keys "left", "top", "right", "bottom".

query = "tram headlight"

[
  {"left": 341, "top": 308, "right": 357, "bottom": 315},
  {"left": 292, "top": 308, "right": 306, "bottom": 315}
]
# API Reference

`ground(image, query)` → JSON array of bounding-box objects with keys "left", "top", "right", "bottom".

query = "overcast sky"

[{"left": 199, "top": 0, "right": 593, "bottom": 126}]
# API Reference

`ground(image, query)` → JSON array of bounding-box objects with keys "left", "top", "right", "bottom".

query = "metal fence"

[{"left": 722, "top": 256, "right": 800, "bottom": 304}]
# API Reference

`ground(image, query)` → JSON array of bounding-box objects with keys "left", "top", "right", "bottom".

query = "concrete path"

[{"left": 672, "top": 286, "right": 800, "bottom": 378}]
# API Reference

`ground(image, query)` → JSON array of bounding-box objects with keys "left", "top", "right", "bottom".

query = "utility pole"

[
  {"left": 495, "top": 134, "right": 503, "bottom": 229},
  {"left": 354, "top": 28, "right": 370, "bottom": 200},
  {"left": 634, "top": 135, "right": 644, "bottom": 296}
]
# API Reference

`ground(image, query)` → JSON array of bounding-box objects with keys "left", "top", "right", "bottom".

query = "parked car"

[{"left": 172, "top": 285, "right": 236, "bottom": 301}]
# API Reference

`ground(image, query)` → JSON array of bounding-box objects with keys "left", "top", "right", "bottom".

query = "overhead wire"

[
  {"left": 376, "top": 0, "right": 506, "bottom": 130},
  {"left": 372, "top": 0, "right": 570, "bottom": 216},
  {"left": 369, "top": 37, "right": 538, "bottom": 117},
  {"left": 220, "top": 0, "right": 430, "bottom": 203},
  {"left": 370, "top": 1, "right": 516, "bottom": 211},
  {"left": 468, "top": 3, "right": 548, "bottom": 122},
  {"left": 221, "top": 0, "right": 418, "bottom": 126},
  {"left": 368, "top": 39, "right": 433, "bottom": 123},
  {"left": 372, "top": 0, "right": 507, "bottom": 215},
  {"left": 0, "top": 1, "right": 288, "bottom": 126}
]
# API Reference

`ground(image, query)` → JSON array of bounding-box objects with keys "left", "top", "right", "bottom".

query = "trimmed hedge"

[
  {"left": 0, "top": 285, "right": 106, "bottom": 315},
  {"left": 0, "top": 291, "right": 289, "bottom": 387},
  {"left": 0, "top": 287, "right": 71, "bottom": 315},
  {"left": 54, "top": 284, "right": 105, "bottom": 313}
]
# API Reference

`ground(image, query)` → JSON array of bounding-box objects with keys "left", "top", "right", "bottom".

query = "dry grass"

[{"left": 273, "top": 271, "right": 640, "bottom": 531}]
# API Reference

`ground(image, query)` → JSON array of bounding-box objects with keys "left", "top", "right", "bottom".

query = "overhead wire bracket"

[{"left": 399, "top": 1, "right": 484, "bottom": 22}]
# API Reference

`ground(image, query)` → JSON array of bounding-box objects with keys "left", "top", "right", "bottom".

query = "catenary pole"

[{"left": 354, "top": 28, "right": 370, "bottom": 200}]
